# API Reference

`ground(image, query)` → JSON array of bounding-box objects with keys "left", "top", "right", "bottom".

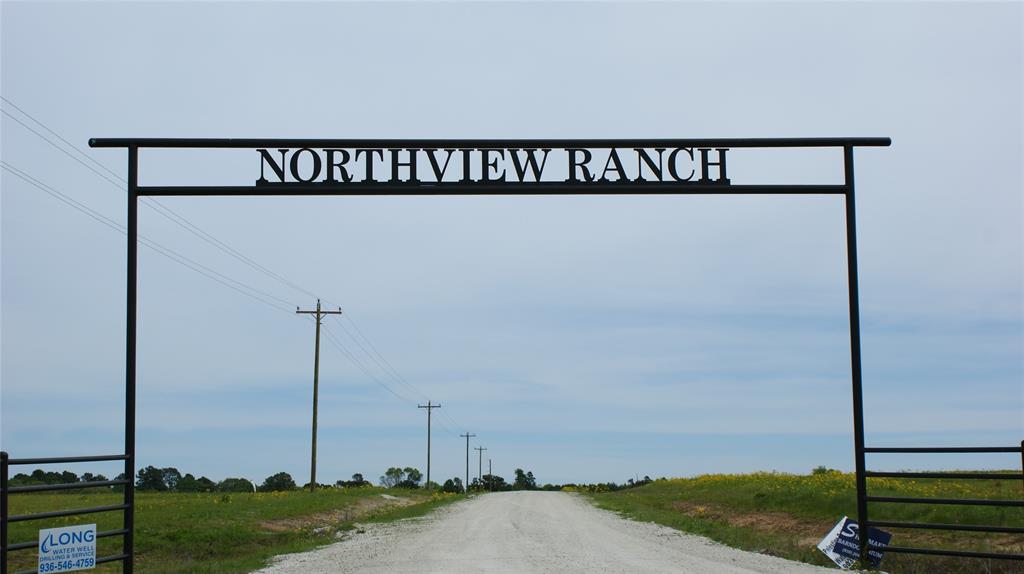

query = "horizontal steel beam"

[
  {"left": 868, "top": 520, "right": 1024, "bottom": 534},
  {"left": 865, "top": 471, "right": 1024, "bottom": 480},
  {"left": 7, "top": 454, "right": 127, "bottom": 466},
  {"left": 89, "top": 137, "right": 892, "bottom": 149},
  {"left": 866, "top": 495, "right": 1024, "bottom": 507},
  {"left": 883, "top": 546, "right": 1024, "bottom": 561},
  {"left": 8, "top": 503, "right": 129, "bottom": 522},
  {"left": 6, "top": 528, "right": 129, "bottom": 552},
  {"left": 865, "top": 446, "right": 1023, "bottom": 453},
  {"left": 136, "top": 183, "right": 850, "bottom": 197},
  {"left": 97, "top": 553, "right": 131, "bottom": 565},
  {"left": 7, "top": 479, "right": 128, "bottom": 493}
]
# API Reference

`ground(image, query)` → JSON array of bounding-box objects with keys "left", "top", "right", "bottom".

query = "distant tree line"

[
  {"left": 10, "top": 466, "right": 281, "bottom": 493},
  {"left": 547, "top": 475, "right": 655, "bottom": 493},
  {"left": 136, "top": 467, "right": 358, "bottom": 492},
  {"left": 135, "top": 466, "right": 219, "bottom": 492},
  {"left": 10, "top": 466, "right": 381, "bottom": 493},
  {"left": 13, "top": 464, "right": 627, "bottom": 494},
  {"left": 8, "top": 469, "right": 116, "bottom": 488},
  {"left": 335, "top": 473, "right": 371, "bottom": 488},
  {"left": 454, "top": 468, "right": 538, "bottom": 492}
]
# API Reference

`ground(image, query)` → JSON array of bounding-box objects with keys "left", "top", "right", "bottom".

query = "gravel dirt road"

[{"left": 255, "top": 491, "right": 836, "bottom": 573}]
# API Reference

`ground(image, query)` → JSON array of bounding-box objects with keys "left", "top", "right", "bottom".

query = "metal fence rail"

[
  {"left": 0, "top": 451, "right": 133, "bottom": 574},
  {"left": 859, "top": 442, "right": 1024, "bottom": 563}
]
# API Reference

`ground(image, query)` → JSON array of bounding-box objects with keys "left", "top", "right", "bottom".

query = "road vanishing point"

[{"left": 255, "top": 491, "right": 835, "bottom": 573}]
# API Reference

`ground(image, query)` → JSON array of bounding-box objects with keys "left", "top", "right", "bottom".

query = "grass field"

[
  {"left": 6, "top": 487, "right": 462, "bottom": 573},
  {"left": 587, "top": 472, "right": 1024, "bottom": 573}
]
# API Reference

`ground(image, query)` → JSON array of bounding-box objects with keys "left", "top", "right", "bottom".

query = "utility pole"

[
  {"left": 418, "top": 401, "right": 441, "bottom": 489},
  {"left": 459, "top": 432, "right": 475, "bottom": 493},
  {"left": 296, "top": 299, "right": 342, "bottom": 491},
  {"left": 474, "top": 446, "right": 487, "bottom": 489},
  {"left": 488, "top": 459, "right": 493, "bottom": 492}
]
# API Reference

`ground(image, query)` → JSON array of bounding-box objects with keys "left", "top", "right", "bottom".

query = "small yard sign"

[
  {"left": 817, "top": 516, "right": 891, "bottom": 569},
  {"left": 37, "top": 523, "right": 97, "bottom": 573}
]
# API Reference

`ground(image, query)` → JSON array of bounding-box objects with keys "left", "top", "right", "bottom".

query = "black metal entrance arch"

[
  {"left": 110, "top": 137, "right": 888, "bottom": 569},
  {"left": 3, "top": 136, "right": 1015, "bottom": 572}
]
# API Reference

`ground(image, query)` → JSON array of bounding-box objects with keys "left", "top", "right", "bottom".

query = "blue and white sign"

[
  {"left": 37, "top": 523, "right": 96, "bottom": 573},
  {"left": 817, "top": 516, "right": 891, "bottom": 569}
]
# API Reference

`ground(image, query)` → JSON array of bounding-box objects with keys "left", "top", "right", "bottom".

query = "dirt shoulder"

[{"left": 259, "top": 493, "right": 422, "bottom": 533}]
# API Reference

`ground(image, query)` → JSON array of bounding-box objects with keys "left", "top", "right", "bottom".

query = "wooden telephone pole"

[
  {"left": 459, "top": 432, "right": 475, "bottom": 493},
  {"left": 296, "top": 299, "right": 342, "bottom": 491},
  {"left": 418, "top": 401, "right": 441, "bottom": 489},
  {"left": 474, "top": 446, "right": 487, "bottom": 489}
]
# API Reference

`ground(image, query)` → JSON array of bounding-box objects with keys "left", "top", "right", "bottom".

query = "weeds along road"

[{"left": 255, "top": 491, "right": 834, "bottom": 573}]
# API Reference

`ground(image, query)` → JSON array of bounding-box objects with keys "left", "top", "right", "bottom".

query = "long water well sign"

[{"left": 37, "top": 524, "right": 96, "bottom": 573}]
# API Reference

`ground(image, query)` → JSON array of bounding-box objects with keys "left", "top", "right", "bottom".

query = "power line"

[
  {"left": 1, "top": 99, "right": 319, "bottom": 302},
  {"left": 439, "top": 405, "right": 464, "bottom": 434},
  {"left": 328, "top": 314, "right": 464, "bottom": 434},
  {"left": 1, "top": 107, "right": 124, "bottom": 188},
  {"left": 321, "top": 326, "right": 460, "bottom": 438},
  {"left": 141, "top": 199, "right": 320, "bottom": 300},
  {"left": 321, "top": 324, "right": 416, "bottom": 405},
  {"left": 331, "top": 317, "right": 427, "bottom": 401},
  {"left": 324, "top": 321, "right": 460, "bottom": 430},
  {"left": 2, "top": 98, "right": 432, "bottom": 396},
  {"left": 3, "top": 148, "right": 447, "bottom": 421},
  {"left": 326, "top": 315, "right": 462, "bottom": 435},
  {"left": 1, "top": 96, "right": 122, "bottom": 180},
  {"left": 338, "top": 313, "right": 428, "bottom": 400},
  {"left": 7, "top": 157, "right": 473, "bottom": 479},
  {"left": 1, "top": 161, "right": 295, "bottom": 314},
  {"left": 7, "top": 154, "right": 461, "bottom": 437},
  {"left": 429, "top": 411, "right": 457, "bottom": 437},
  {"left": 2, "top": 97, "right": 471, "bottom": 430}
]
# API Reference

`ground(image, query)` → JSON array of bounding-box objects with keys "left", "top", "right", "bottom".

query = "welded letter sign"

[
  {"left": 256, "top": 147, "right": 729, "bottom": 187},
  {"left": 37, "top": 523, "right": 96, "bottom": 573}
]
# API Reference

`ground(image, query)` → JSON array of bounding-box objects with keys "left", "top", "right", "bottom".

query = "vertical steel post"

[
  {"left": 843, "top": 146, "right": 869, "bottom": 565},
  {"left": 2, "top": 451, "right": 8, "bottom": 574},
  {"left": 124, "top": 146, "right": 138, "bottom": 573},
  {"left": 1020, "top": 440, "right": 1023, "bottom": 492}
]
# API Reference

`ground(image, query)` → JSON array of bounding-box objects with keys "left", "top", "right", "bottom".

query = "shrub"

[{"left": 260, "top": 472, "right": 297, "bottom": 492}]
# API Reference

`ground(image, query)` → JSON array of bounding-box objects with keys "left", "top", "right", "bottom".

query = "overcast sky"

[{"left": 1, "top": 2, "right": 1021, "bottom": 486}]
